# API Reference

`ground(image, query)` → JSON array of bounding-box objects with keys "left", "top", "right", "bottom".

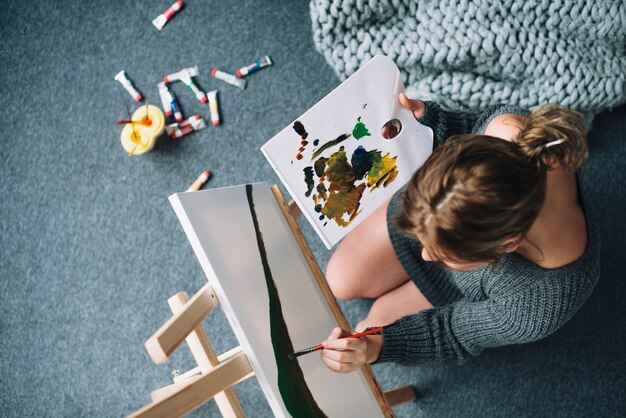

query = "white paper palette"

[{"left": 262, "top": 55, "right": 433, "bottom": 249}]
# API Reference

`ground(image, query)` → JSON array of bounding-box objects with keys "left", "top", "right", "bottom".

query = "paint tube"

[
  {"left": 114, "top": 71, "right": 143, "bottom": 102},
  {"left": 152, "top": 0, "right": 184, "bottom": 30},
  {"left": 186, "top": 170, "right": 212, "bottom": 192},
  {"left": 157, "top": 82, "right": 173, "bottom": 117},
  {"left": 163, "top": 65, "right": 199, "bottom": 83},
  {"left": 206, "top": 90, "right": 221, "bottom": 126},
  {"left": 236, "top": 55, "right": 273, "bottom": 78},
  {"left": 179, "top": 72, "right": 207, "bottom": 103},
  {"left": 170, "top": 96, "right": 183, "bottom": 122},
  {"left": 211, "top": 69, "right": 246, "bottom": 90},
  {"left": 165, "top": 115, "right": 205, "bottom": 139},
  {"left": 166, "top": 124, "right": 193, "bottom": 139},
  {"left": 187, "top": 115, "right": 206, "bottom": 131}
]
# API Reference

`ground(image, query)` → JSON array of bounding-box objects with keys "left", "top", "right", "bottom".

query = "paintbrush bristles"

[
  {"left": 288, "top": 345, "right": 324, "bottom": 360},
  {"left": 294, "top": 347, "right": 318, "bottom": 357}
]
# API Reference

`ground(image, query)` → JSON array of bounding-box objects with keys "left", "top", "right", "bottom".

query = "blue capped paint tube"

[
  {"left": 170, "top": 96, "right": 183, "bottom": 122},
  {"left": 236, "top": 55, "right": 272, "bottom": 78}
]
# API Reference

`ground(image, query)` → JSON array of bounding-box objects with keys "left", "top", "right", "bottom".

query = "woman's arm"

[
  {"left": 401, "top": 95, "right": 529, "bottom": 148},
  {"left": 376, "top": 274, "right": 596, "bottom": 365}
]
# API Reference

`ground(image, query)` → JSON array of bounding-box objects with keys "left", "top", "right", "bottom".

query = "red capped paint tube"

[
  {"left": 206, "top": 90, "right": 220, "bottom": 126},
  {"left": 114, "top": 71, "right": 143, "bottom": 102},
  {"left": 186, "top": 170, "right": 211, "bottom": 192},
  {"left": 211, "top": 69, "right": 246, "bottom": 90},
  {"left": 236, "top": 55, "right": 273, "bottom": 78},
  {"left": 165, "top": 115, "right": 206, "bottom": 139},
  {"left": 170, "top": 95, "right": 183, "bottom": 122},
  {"left": 157, "top": 82, "right": 173, "bottom": 117},
  {"left": 152, "top": 1, "right": 184, "bottom": 30},
  {"left": 163, "top": 65, "right": 199, "bottom": 83},
  {"left": 180, "top": 72, "right": 207, "bottom": 103}
]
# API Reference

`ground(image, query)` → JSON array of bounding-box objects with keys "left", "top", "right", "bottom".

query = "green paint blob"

[
  {"left": 245, "top": 185, "right": 327, "bottom": 418},
  {"left": 352, "top": 117, "right": 371, "bottom": 140}
]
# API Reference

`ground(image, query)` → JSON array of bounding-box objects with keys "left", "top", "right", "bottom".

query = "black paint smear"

[
  {"left": 351, "top": 146, "right": 375, "bottom": 180},
  {"left": 303, "top": 167, "right": 315, "bottom": 197},
  {"left": 244, "top": 185, "right": 327, "bottom": 418},
  {"left": 311, "top": 133, "right": 351, "bottom": 160},
  {"left": 293, "top": 121, "right": 308, "bottom": 139},
  {"left": 314, "top": 157, "right": 328, "bottom": 178},
  {"left": 316, "top": 183, "right": 328, "bottom": 201}
]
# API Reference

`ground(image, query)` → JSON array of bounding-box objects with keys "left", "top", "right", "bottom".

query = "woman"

[{"left": 320, "top": 94, "right": 600, "bottom": 372}]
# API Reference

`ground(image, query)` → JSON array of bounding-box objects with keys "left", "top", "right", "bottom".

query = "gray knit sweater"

[{"left": 378, "top": 102, "right": 601, "bottom": 365}]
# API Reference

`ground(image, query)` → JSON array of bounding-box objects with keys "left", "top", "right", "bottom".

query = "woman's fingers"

[
  {"left": 324, "top": 327, "right": 351, "bottom": 346},
  {"left": 399, "top": 93, "right": 426, "bottom": 119},
  {"left": 322, "top": 345, "right": 367, "bottom": 364},
  {"left": 321, "top": 329, "right": 368, "bottom": 374},
  {"left": 321, "top": 356, "right": 359, "bottom": 373}
]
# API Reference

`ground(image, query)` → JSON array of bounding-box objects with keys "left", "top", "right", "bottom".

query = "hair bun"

[{"left": 516, "top": 104, "right": 588, "bottom": 171}]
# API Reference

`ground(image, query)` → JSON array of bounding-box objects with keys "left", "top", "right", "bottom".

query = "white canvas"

[
  {"left": 262, "top": 55, "right": 433, "bottom": 249},
  {"left": 169, "top": 183, "right": 386, "bottom": 418}
]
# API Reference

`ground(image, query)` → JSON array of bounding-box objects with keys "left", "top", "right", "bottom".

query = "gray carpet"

[{"left": 1, "top": 1, "right": 624, "bottom": 417}]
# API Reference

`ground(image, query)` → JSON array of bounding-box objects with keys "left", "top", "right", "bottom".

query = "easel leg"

[
  {"left": 145, "top": 283, "right": 219, "bottom": 364},
  {"left": 384, "top": 385, "right": 417, "bottom": 407},
  {"left": 128, "top": 350, "right": 253, "bottom": 418},
  {"left": 169, "top": 291, "right": 248, "bottom": 417}
]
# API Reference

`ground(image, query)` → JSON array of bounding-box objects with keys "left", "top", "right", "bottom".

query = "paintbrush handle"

[
  {"left": 342, "top": 327, "right": 385, "bottom": 340},
  {"left": 291, "top": 326, "right": 385, "bottom": 358}
]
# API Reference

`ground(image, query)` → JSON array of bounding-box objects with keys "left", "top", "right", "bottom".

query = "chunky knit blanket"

[{"left": 310, "top": 0, "right": 626, "bottom": 116}]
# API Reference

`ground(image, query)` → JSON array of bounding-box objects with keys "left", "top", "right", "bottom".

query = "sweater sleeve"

[
  {"left": 418, "top": 102, "right": 531, "bottom": 148},
  {"left": 375, "top": 270, "right": 596, "bottom": 365},
  {"left": 418, "top": 101, "right": 486, "bottom": 148}
]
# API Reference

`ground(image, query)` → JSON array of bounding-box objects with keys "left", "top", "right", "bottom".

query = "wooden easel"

[{"left": 127, "top": 185, "right": 416, "bottom": 418}]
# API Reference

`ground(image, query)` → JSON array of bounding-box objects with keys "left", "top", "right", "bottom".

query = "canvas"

[
  {"left": 262, "top": 55, "right": 433, "bottom": 249},
  {"left": 169, "top": 183, "right": 386, "bottom": 418}
]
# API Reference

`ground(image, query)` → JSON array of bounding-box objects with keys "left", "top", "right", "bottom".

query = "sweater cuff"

[
  {"left": 418, "top": 101, "right": 470, "bottom": 148},
  {"left": 416, "top": 101, "right": 443, "bottom": 132},
  {"left": 374, "top": 315, "right": 432, "bottom": 364}
]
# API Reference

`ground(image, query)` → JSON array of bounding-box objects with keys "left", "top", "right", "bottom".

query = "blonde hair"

[{"left": 393, "top": 104, "right": 588, "bottom": 263}]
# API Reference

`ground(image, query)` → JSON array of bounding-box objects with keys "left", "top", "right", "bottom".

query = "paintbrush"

[{"left": 288, "top": 326, "right": 384, "bottom": 360}]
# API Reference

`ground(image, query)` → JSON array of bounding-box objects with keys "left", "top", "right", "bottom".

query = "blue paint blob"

[{"left": 313, "top": 139, "right": 319, "bottom": 146}]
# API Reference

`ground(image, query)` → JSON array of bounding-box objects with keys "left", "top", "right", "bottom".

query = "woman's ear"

[{"left": 501, "top": 236, "right": 523, "bottom": 253}]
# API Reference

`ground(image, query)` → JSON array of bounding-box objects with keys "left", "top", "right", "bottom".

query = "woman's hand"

[
  {"left": 399, "top": 93, "right": 426, "bottom": 119},
  {"left": 320, "top": 327, "right": 383, "bottom": 373}
]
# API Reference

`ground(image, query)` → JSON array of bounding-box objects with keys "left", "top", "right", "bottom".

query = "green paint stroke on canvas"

[
  {"left": 352, "top": 117, "right": 371, "bottom": 140},
  {"left": 244, "top": 184, "right": 328, "bottom": 418}
]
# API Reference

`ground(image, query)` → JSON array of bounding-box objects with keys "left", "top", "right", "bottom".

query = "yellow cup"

[{"left": 120, "top": 105, "right": 165, "bottom": 155}]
